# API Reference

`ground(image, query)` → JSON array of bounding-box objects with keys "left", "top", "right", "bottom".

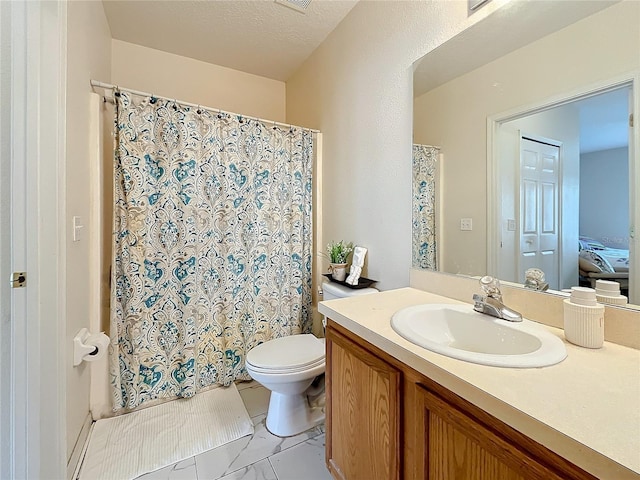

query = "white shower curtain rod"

[{"left": 90, "top": 79, "right": 320, "bottom": 134}]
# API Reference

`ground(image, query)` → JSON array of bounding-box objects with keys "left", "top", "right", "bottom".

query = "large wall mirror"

[{"left": 413, "top": 0, "right": 639, "bottom": 306}]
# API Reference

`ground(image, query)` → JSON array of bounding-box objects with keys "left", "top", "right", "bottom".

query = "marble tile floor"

[{"left": 134, "top": 381, "right": 332, "bottom": 480}]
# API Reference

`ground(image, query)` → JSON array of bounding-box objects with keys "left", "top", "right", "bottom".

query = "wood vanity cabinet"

[
  {"left": 325, "top": 321, "right": 597, "bottom": 480},
  {"left": 325, "top": 321, "right": 401, "bottom": 480}
]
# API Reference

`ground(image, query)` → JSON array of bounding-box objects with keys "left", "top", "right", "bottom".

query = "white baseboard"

[{"left": 67, "top": 413, "right": 92, "bottom": 480}]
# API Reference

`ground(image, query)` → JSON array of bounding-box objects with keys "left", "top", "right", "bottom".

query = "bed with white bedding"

[{"left": 578, "top": 236, "right": 629, "bottom": 291}]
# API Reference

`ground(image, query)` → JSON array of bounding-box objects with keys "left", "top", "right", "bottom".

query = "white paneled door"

[
  {"left": 1, "top": 1, "right": 67, "bottom": 478},
  {"left": 519, "top": 137, "right": 561, "bottom": 290}
]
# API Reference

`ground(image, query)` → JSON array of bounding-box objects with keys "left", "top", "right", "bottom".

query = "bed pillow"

[
  {"left": 578, "top": 249, "right": 615, "bottom": 273},
  {"left": 578, "top": 236, "right": 606, "bottom": 251}
]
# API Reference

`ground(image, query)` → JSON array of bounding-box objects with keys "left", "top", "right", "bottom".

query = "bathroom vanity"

[{"left": 319, "top": 288, "right": 640, "bottom": 480}]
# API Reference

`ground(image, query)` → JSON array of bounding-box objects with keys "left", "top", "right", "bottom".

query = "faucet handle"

[
  {"left": 472, "top": 293, "right": 485, "bottom": 311},
  {"left": 479, "top": 276, "right": 502, "bottom": 299}
]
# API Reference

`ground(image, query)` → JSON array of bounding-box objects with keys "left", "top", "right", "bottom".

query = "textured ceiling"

[{"left": 102, "top": 0, "right": 358, "bottom": 81}]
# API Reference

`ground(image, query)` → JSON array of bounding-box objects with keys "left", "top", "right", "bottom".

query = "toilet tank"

[{"left": 322, "top": 281, "right": 378, "bottom": 301}]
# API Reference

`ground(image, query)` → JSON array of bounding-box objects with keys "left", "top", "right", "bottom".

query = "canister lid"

[
  {"left": 595, "top": 279, "right": 621, "bottom": 297},
  {"left": 570, "top": 286, "right": 597, "bottom": 306}
]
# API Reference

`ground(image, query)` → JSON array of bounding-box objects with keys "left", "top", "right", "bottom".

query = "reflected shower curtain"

[
  {"left": 110, "top": 90, "right": 313, "bottom": 411},
  {"left": 412, "top": 144, "right": 438, "bottom": 270}
]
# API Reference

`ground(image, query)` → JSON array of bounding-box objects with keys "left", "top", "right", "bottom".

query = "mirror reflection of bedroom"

[{"left": 496, "top": 85, "right": 634, "bottom": 302}]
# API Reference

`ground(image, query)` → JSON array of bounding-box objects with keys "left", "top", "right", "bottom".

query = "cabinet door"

[
  {"left": 326, "top": 324, "right": 401, "bottom": 480},
  {"left": 415, "top": 383, "right": 565, "bottom": 480}
]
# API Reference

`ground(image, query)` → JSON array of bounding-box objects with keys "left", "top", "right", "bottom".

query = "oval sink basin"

[{"left": 391, "top": 304, "right": 567, "bottom": 368}]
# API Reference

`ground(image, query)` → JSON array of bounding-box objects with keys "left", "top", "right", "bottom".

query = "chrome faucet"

[{"left": 472, "top": 276, "right": 523, "bottom": 322}]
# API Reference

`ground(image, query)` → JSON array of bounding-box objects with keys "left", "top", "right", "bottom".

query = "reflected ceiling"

[{"left": 413, "top": 0, "right": 618, "bottom": 97}]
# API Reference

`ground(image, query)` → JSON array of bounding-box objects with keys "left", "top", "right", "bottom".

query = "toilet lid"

[
  {"left": 246, "top": 334, "right": 325, "bottom": 371},
  {"left": 246, "top": 356, "right": 325, "bottom": 375}
]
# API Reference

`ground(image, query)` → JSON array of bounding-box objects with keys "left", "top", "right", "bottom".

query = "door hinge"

[
  {"left": 11, "top": 272, "right": 27, "bottom": 288},
  {"left": 630, "top": 113, "right": 634, "bottom": 128}
]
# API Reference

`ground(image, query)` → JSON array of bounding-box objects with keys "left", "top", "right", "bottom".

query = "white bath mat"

[{"left": 79, "top": 385, "right": 254, "bottom": 480}]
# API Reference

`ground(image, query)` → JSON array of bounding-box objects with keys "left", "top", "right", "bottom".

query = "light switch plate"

[
  {"left": 460, "top": 218, "right": 473, "bottom": 231},
  {"left": 73, "top": 216, "right": 83, "bottom": 242},
  {"left": 507, "top": 219, "right": 516, "bottom": 231}
]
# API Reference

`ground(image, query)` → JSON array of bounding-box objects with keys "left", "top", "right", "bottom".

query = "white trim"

[
  {"left": 39, "top": 1, "right": 67, "bottom": 477},
  {"left": 312, "top": 132, "right": 324, "bottom": 335},
  {"left": 5, "top": 1, "right": 67, "bottom": 477},
  {"left": 629, "top": 72, "right": 639, "bottom": 304},
  {"left": 89, "top": 93, "right": 102, "bottom": 336},
  {"left": 68, "top": 414, "right": 92, "bottom": 480},
  {"left": 488, "top": 73, "right": 636, "bottom": 125},
  {"left": 88, "top": 93, "right": 112, "bottom": 421},
  {"left": 436, "top": 152, "right": 444, "bottom": 272},
  {"left": 486, "top": 114, "right": 499, "bottom": 277},
  {"left": 487, "top": 73, "right": 638, "bottom": 301}
]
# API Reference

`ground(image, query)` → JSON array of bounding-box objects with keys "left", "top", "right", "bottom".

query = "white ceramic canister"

[
  {"left": 563, "top": 286, "right": 605, "bottom": 349},
  {"left": 595, "top": 279, "right": 628, "bottom": 306}
]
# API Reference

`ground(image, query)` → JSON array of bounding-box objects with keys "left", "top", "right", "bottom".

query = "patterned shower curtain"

[
  {"left": 412, "top": 144, "right": 438, "bottom": 270},
  {"left": 110, "top": 90, "right": 313, "bottom": 411}
]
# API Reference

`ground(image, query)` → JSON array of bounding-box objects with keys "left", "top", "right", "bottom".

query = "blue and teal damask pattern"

[
  {"left": 412, "top": 144, "right": 438, "bottom": 270},
  {"left": 110, "top": 90, "right": 313, "bottom": 411}
]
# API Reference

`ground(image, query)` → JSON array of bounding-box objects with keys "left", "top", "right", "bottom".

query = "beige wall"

[
  {"left": 65, "top": 0, "right": 112, "bottom": 462},
  {"left": 414, "top": 1, "right": 640, "bottom": 278},
  {"left": 285, "top": 0, "right": 507, "bottom": 291},
  {"left": 580, "top": 147, "right": 630, "bottom": 247},
  {"left": 55, "top": 0, "right": 636, "bottom": 470},
  {"left": 112, "top": 40, "right": 286, "bottom": 122}
]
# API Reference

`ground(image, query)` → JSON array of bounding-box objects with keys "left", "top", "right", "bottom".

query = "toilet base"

[{"left": 265, "top": 391, "right": 325, "bottom": 437}]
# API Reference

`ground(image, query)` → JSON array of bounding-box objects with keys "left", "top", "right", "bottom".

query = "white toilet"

[
  {"left": 321, "top": 279, "right": 379, "bottom": 321},
  {"left": 246, "top": 334, "right": 325, "bottom": 437},
  {"left": 245, "top": 280, "right": 378, "bottom": 437}
]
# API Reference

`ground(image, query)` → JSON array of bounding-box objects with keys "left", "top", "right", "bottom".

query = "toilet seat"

[
  {"left": 246, "top": 357, "right": 325, "bottom": 375},
  {"left": 246, "top": 334, "right": 325, "bottom": 374}
]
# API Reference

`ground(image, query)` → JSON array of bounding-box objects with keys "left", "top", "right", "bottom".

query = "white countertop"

[{"left": 318, "top": 288, "right": 640, "bottom": 480}]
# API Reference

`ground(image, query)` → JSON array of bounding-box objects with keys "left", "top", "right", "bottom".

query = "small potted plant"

[{"left": 325, "top": 240, "right": 354, "bottom": 282}]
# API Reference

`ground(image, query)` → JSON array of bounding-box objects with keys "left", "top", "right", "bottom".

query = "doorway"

[{"left": 489, "top": 81, "right": 636, "bottom": 302}]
